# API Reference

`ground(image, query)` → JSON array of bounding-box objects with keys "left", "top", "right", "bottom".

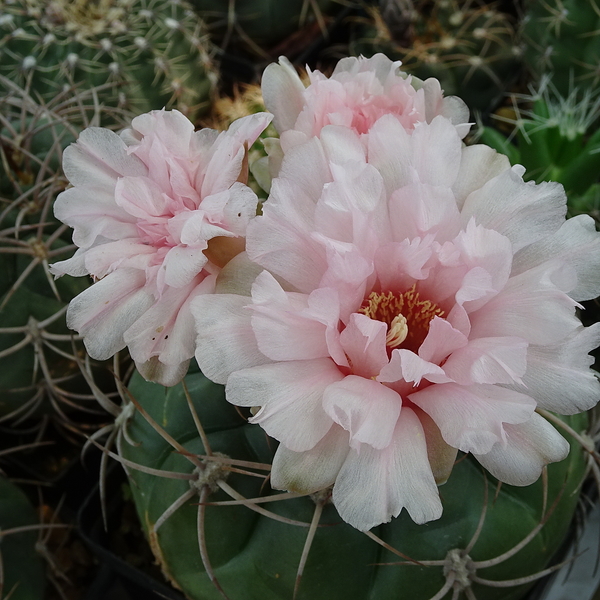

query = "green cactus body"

[
  {"left": 188, "top": 0, "right": 337, "bottom": 51},
  {"left": 0, "top": 475, "right": 46, "bottom": 599},
  {"left": 120, "top": 366, "right": 589, "bottom": 600},
  {"left": 476, "top": 83, "right": 600, "bottom": 205},
  {"left": 521, "top": 0, "right": 600, "bottom": 97},
  {"left": 351, "top": 0, "right": 521, "bottom": 113},
  {"left": 0, "top": 0, "right": 217, "bottom": 120}
]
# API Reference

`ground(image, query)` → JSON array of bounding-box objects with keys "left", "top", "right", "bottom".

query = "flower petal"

[
  {"left": 332, "top": 407, "right": 442, "bottom": 531},
  {"left": 271, "top": 425, "right": 350, "bottom": 494},
  {"left": 322, "top": 375, "right": 401, "bottom": 449},
  {"left": 227, "top": 359, "right": 342, "bottom": 452},
  {"left": 409, "top": 383, "right": 536, "bottom": 454},
  {"left": 66, "top": 269, "right": 154, "bottom": 360},
  {"left": 473, "top": 413, "right": 569, "bottom": 486}
]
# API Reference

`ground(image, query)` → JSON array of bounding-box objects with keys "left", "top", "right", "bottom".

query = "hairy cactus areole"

[
  {"left": 0, "top": 0, "right": 218, "bottom": 119},
  {"left": 193, "top": 54, "right": 600, "bottom": 532},
  {"left": 522, "top": 0, "right": 600, "bottom": 98},
  {"left": 50, "top": 109, "right": 273, "bottom": 387}
]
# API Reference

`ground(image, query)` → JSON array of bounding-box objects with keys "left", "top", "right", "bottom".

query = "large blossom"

[
  {"left": 192, "top": 115, "right": 600, "bottom": 531},
  {"left": 51, "top": 109, "right": 272, "bottom": 386}
]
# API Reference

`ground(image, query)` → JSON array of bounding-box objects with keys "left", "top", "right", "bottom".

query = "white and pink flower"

[
  {"left": 192, "top": 114, "right": 600, "bottom": 531},
  {"left": 51, "top": 109, "right": 272, "bottom": 386},
  {"left": 261, "top": 52, "right": 470, "bottom": 153}
]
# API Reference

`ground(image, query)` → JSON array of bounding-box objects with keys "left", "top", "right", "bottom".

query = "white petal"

[
  {"left": 227, "top": 359, "right": 342, "bottom": 452},
  {"left": 452, "top": 144, "right": 510, "bottom": 209},
  {"left": 332, "top": 407, "right": 442, "bottom": 531},
  {"left": 63, "top": 127, "right": 146, "bottom": 189},
  {"left": 193, "top": 293, "right": 270, "bottom": 385},
  {"left": 442, "top": 336, "right": 528, "bottom": 385},
  {"left": 473, "top": 413, "right": 569, "bottom": 486},
  {"left": 322, "top": 376, "right": 401, "bottom": 450},
  {"left": 67, "top": 269, "right": 154, "bottom": 360},
  {"left": 512, "top": 214, "right": 600, "bottom": 302},
  {"left": 261, "top": 57, "right": 306, "bottom": 133},
  {"left": 516, "top": 323, "right": 600, "bottom": 414},
  {"left": 461, "top": 167, "right": 566, "bottom": 252},
  {"left": 271, "top": 425, "right": 350, "bottom": 493}
]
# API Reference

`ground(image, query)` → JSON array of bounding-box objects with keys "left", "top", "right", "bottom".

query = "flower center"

[{"left": 359, "top": 284, "right": 444, "bottom": 353}]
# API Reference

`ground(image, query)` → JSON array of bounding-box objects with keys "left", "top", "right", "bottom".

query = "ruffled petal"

[
  {"left": 473, "top": 413, "right": 569, "bottom": 486},
  {"left": 332, "top": 407, "right": 442, "bottom": 531},
  {"left": 193, "top": 293, "right": 271, "bottom": 385},
  {"left": 66, "top": 269, "right": 154, "bottom": 360},
  {"left": 227, "top": 359, "right": 343, "bottom": 452},
  {"left": 322, "top": 375, "right": 401, "bottom": 449},
  {"left": 409, "top": 383, "right": 536, "bottom": 455},
  {"left": 271, "top": 425, "right": 350, "bottom": 493}
]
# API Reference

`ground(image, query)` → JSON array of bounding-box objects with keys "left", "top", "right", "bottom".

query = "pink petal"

[
  {"left": 332, "top": 407, "right": 442, "bottom": 531},
  {"left": 473, "top": 413, "right": 569, "bottom": 486},
  {"left": 114, "top": 175, "right": 168, "bottom": 219},
  {"left": 409, "top": 383, "right": 536, "bottom": 454},
  {"left": 389, "top": 182, "right": 461, "bottom": 242},
  {"left": 442, "top": 336, "right": 528, "bottom": 385},
  {"left": 374, "top": 238, "right": 433, "bottom": 292},
  {"left": 161, "top": 245, "right": 208, "bottom": 289},
  {"left": 379, "top": 349, "right": 452, "bottom": 387},
  {"left": 418, "top": 316, "right": 468, "bottom": 364},
  {"left": 322, "top": 375, "right": 401, "bottom": 449},
  {"left": 227, "top": 359, "right": 342, "bottom": 452},
  {"left": 62, "top": 127, "right": 146, "bottom": 189},
  {"left": 250, "top": 271, "right": 334, "bottom": 361},
  {"left": 339, "top": 314, "right": 388, "bottom": 378}
]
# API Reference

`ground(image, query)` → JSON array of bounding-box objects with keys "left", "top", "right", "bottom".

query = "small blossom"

[
  {"left": 51, "top": 109, "right": 272, "bottom": 386},
  {"left": 262, "top": 53, "right": 471, "bottom": 151},
  {"left": 192, "top": 114, "right": 600, "bottom": 531}
]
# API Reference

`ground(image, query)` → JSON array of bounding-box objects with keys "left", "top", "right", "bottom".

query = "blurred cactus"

[
  {"left": 0, "top": 0, "right": 218, "bottom": 120},
  {"left": 521, "top": 0, "right": 600, "bottom": 98},
  {"left": 350, "top": 0, "right": 522, "bottom": 113},
  {"left": 0, "top": 475, "right": 47, "bottom": 600},
  {"left": 116, "top": 365, "right": 591, "bottom": 600},
  {"left": 476, "top": 76, "right": 600, "bottom": 210},
  {"left": 0, "top": 79, "right": 128, "bottom": 434},
  {"left": 189, "top": 0, "right": 338, "bottom": 59}
]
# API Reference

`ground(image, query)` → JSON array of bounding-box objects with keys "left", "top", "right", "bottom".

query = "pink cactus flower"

[
  {"left": 51, "top": 109, "right": 272, "bottom": 386},
  {"left": 262, "top": 53, "right": 471, "bottom": 151},
  {"left": 192, "top": 114, "right": 600, "bottom": 531}
]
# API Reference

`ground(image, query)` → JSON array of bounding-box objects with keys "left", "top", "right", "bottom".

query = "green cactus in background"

[
  {"left": 0, "top": 475, "right": 47, "bottom": 600},
  {"left": 0, "top": 0, "right": 218, "bottom": 120},
  {"left": 521, "top": 0, "right": 600, "bottom": 98},
  {"left": 476, "top": 77, "right": 600, "bottom": 214},
  {"left": 350, "top": 0, "right": 522, "bottom": 114},
  {"left": 116, "top": 365, "right": 592, "bottom": 600},
  {"left": 188, "top": 0, "right": 338, "bottom": 57},
  {"left": 0, "top": 80, "right": 128, "bottom": 432}
]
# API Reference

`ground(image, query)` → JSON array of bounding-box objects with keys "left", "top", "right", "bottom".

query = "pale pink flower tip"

[
  {"left": 51, "top": 109, "right": 272, "bottom": 386},
  {"left": 261, "top": 53, "right": 471, "bottom": 151},
  {"left": 192, "top": 114, "right": 600, "bottom": 531}
]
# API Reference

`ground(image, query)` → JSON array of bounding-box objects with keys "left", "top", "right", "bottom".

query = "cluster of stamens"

[{"left": 358, "top": 284, "right": 444, "bottom": 353}]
